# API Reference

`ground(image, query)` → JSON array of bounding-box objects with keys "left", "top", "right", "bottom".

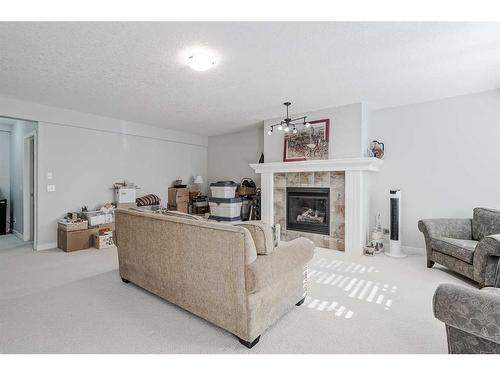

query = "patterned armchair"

[
  {"left": 433, "top": 283, "right": 500, "bottom": 354},
  {"left": 418, "top": 208, "right": 500, "bottom": 287}
]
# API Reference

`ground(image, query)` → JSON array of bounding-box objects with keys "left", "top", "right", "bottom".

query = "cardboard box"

[
  {"left": 168, "top": 188, "right": 189, "bottom": 205},
  {"left": 93, "top": 232, "right": 114, "bottom": 249},
  {"left": 167, "top": 202, "right": 189, "bottom": 213},
  {"left": 57, "top": 228, "right": 91, "bottom": 252},
  {"left": 57, "top": 223, "right": 117, "bottom": 252},
  {"left": 89, "top": 223, "right": 116, "bottom": 242}
]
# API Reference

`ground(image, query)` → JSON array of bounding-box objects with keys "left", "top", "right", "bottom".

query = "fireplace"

[{"left": 286, "top": 187, "right": 330, "bottom": 235}]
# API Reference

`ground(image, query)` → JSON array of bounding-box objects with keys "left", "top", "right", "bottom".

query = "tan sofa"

[{"left": 114, "top": 208, "right": 315, "bottom": 348}]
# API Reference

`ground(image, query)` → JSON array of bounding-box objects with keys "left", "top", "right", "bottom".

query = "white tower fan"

[{"left": 385, "top": 189, "right": 406, "bottom": 258}]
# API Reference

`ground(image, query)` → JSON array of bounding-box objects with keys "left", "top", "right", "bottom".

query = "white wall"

[
  {"left": 9, "top": 120, "right": 36, "bottom": 236},
  {"left": 207, "top": 125, "right": 264, "bottom": 187},
  {"left": 368, "top": 90, "right": 500, "bottom": 249},
  {"left": 263, "top": 103, "right": 364, "bottom": 162},
  {"left": 0, "top": 128, "right": 10, "bottom": 231},
  {"left": 0, "top": 95, "right": 208, "bottom": 249},
  {"left": 36, "top": 122, "right": 207, "bottom": 247}
]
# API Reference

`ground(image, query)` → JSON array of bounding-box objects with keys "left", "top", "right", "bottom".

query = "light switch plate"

[
  {"left": 47, "top": 172, "right": 53, "bottom": 179},
  {"left": 47, "top": 184, "right": 56, "bottom": 192}
]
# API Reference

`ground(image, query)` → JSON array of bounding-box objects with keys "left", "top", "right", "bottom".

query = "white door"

[{"left": 28, "top": 137, "right": 34, "bottom": 241}]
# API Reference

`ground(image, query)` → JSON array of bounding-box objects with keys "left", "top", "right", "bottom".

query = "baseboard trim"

[
  {"left": 36, "top": 242, "right": 57, "bottom": 251},
  {"left": 12, "top": 230, "right": 24, "bottom": 240},
  {"left": 402, "top": 246, "right": 425, "bottom": 255}
]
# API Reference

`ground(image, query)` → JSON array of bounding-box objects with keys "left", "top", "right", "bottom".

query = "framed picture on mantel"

[{"left": 283, "top": 118, "right": 330, "bottom": 162}]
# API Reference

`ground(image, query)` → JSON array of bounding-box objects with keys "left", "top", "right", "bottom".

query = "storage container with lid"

[
  {"left": 208, "top": 197, "right": 242, "bottom": 221},
  {"left": 209, "top": 181, "right": 238, "bottom": 198}
]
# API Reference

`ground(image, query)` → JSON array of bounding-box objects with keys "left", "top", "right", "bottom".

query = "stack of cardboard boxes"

[
  {"left": 168, "top": 187, "right": 189, "bottom": 213},
  {"left": 57, "top": 210, "right": 115, "bottom": 252}
]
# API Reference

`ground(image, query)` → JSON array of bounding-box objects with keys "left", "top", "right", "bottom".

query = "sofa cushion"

[
  {"left": 233, "top": 221, "right": 274, "bottom": 255},
  {"left": 472, "top": 208, "right": 500, "bottom": 241},
  {"left": 431, "top": 237, "right": 477, "bottom": 264},
  {"left": 245, "top": 237, "right": 314, "bottom": 293}
]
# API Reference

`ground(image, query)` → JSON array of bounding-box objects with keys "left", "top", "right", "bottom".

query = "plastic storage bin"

[
  {"left": 209, "top": 181, "right": 238, "bottom": 198},
  {"left": 85, "top": 211, "right": 114, "bottom": 226},
  {"left": 208, "top": 197, "right": 242, "bottom": 221},
  {"left": 114, "top": 188, "right": 137, "bottom": 204}
]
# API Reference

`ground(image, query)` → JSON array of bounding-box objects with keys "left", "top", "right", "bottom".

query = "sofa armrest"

[
  {"left": 245, "top": 238, "right": 315, "bottom": 293},
  {"left": 233, "top": 221, "right": 275, "bottom": 255},
  {"left": 473, "top": 234, "right": 500, "bottom": 286},
  {"left": 433, "top": 283, "right": 500, "bottom": 345},
  {"left": 418, "top": 218, "right": 472, "bottom": 240}
]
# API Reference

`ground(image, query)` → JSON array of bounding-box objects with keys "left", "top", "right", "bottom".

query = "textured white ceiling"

[{"left": 0, "top": 22, "right": 498, "bottom": 136}]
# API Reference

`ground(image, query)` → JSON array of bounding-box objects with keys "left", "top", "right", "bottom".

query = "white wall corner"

[{"left": 35, "top": 242, "right": 57, "bottom": 251}]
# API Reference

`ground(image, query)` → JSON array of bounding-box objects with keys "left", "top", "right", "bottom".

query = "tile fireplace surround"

[
  {"left": 250, "top": 158, "right": 383, "bottom": 255},
  {"left": 275, "top": 172, "right": 345, "bottom": 250}
]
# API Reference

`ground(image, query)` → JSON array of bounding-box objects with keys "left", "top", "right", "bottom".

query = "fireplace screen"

[{"left": 286, "top": 187, "right": 330, "bottom": 235}]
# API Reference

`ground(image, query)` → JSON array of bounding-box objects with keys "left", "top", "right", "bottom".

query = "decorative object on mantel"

[
  {"left": 267, "top": 102, "right": 310, "bottom": 136},
  {"left": 258, "top": 152, "right": 264, "bottom": 164},
  {"left": 283, "top": 118, "right": 330, "bottom": 162},
  {"left": 367, "top": 140, "right": 385, "bottom": 159}
]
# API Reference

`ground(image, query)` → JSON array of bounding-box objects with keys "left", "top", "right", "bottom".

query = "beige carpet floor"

[
  {"left": 0, "top": 238, "right": 474, "bottom": 353},
  {"left": 0, "top": 234, "right": 27, "bottom": 251}
]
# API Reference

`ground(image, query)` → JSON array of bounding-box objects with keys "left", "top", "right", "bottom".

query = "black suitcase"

[{"left": 0, "top": 198, "right": 6, "bottom": 235}]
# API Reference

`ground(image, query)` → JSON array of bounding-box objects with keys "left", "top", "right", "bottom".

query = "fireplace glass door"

[{"left": 286, "top": 187, "right": 330, "bottom": 235}]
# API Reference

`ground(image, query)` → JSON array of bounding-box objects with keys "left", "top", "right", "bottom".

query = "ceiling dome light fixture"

[
  {"left": 267, "top": 102, "right": 309, "bottom": 136},
  {"left": 187, "top": 53, "right": 215, "bottom": 71}
]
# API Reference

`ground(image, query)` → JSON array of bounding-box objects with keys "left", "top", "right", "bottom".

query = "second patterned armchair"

[{"left": 418, "top": 208, "right": 500, "bottom": 287}]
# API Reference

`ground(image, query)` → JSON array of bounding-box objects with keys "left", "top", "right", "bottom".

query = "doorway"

[
  {"left": 24, "top": 134, "right": 35, "bottom": 242},
  {"left": 0, "top": 116, "right": 37, "bottom": 251}
]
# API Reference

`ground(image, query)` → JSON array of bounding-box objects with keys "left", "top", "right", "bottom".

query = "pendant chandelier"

[{"left": 267, "top": 102, "right": 311, "bottom": 135}]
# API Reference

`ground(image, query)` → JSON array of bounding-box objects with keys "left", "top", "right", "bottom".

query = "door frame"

[{"left": 23, "top": 130, "right": 37, "bottom": 245}]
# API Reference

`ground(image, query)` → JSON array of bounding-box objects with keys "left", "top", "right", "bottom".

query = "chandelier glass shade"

[{"left": 267, "top": 102, "right": 311, "bottom": 135}]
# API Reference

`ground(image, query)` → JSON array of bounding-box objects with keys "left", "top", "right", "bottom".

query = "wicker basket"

[
  {"left": 57, "top": 220, "right": 89, "bottom": 232},
  {"left": 238, "top": 186, "right": 256, "bottom": 196}
]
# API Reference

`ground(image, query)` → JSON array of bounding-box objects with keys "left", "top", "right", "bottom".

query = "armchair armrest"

[
  {"left": 418, "top": 218, "right": 472, "bottom": 240},
  {"left": 433, "top": 283, "right": 500, "bottom": 345},
  {"left": 473, "top": 234, "right": 500, "bottom": 286},
  {"left": 233, "top": 221, "right": 275, "bottom": 255}
]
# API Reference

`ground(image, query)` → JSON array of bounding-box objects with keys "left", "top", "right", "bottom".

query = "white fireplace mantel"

[
  {"left": 249, "top": 157, "right": 384, "bottom": 255},
  {"left": 249, "top": 157, "right": 383, "bottom": 174}
]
